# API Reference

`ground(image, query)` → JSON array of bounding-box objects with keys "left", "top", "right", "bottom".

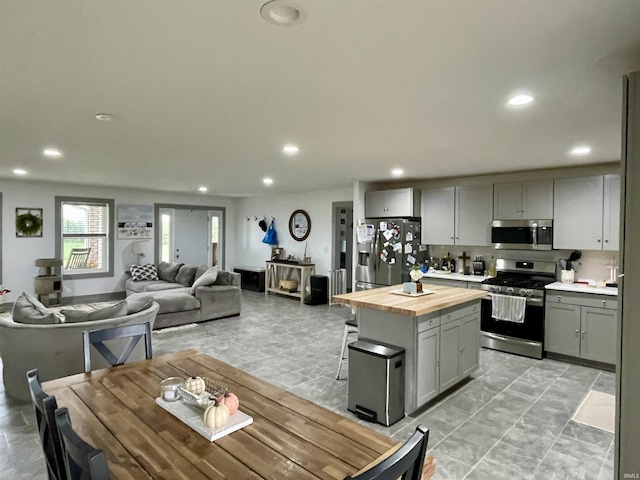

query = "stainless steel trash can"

[{"left": 347, "top": 340, "right": 405, "bottom": 426}]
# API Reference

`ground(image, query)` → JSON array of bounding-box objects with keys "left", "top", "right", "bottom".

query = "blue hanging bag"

[{"left": 262, "top": 219, "right": 279, "bottom": 245}]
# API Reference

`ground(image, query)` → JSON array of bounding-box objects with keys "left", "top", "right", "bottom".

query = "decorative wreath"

[{"left": 16, "top": 212, "right": 43, "bottom": 236}]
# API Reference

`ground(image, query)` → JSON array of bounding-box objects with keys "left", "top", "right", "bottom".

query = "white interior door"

[{"left": 173, "top": 209, "right": 209, "bottom": 266}]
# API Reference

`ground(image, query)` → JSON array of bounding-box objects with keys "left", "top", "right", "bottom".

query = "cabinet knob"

[
  {"left": 558, "top": 295, "right": 562, "bottom": 300},
  {"left": 605, "top": 239, "right": 609, "bottom": 243},
  {"left": 581, "top": 331, "right": 586, "bottom": 336},
  {"left": 597, "top": 238, "right": 601, "bottom": 243},
  {"left": 575, "top": 329, "right": 579, "bottom": 336},
  {"left": 451, "top": 236, "right": 455, "bottom": 239},
  {"left": 602, "top": 300, "right": 606, "bottom": 305}
]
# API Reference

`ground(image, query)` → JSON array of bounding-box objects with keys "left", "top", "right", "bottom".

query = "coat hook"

[
  {"left": 254, "top": 216, "right": 258, "bottom": 221},
  {"left": 246, "top": 217, "right": 250, "bottom": 221}
]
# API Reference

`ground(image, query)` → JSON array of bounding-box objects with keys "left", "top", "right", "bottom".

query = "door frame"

[
  {"left": 154, "top": 203, "right": 226, "bottom": 269},
  {"left": 331, "top": 201, "right": 353, "bottom": 291}
]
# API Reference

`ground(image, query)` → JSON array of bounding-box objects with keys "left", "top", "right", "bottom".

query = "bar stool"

[{"left": 336, "top": 317, "right": 358, "bottom": 379}]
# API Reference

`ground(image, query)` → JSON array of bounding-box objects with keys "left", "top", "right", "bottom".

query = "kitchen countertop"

[
  {"left": 422, "top": 271, "right": 489, "bottom": 283},
  {"left": 332, "top": 284, "right": 486, "bottom": 316},
  {"left": 546, "top": 282, "right": 618, "bottom": 296}
]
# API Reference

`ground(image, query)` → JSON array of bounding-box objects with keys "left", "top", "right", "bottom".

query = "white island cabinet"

[{"left": 332, "top": 284, "right": 484, "bottom": 414}]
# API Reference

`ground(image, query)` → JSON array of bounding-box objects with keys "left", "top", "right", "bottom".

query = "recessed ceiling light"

[
  {"left": 570, "top": 146, "right": 592, "bottom": 156},
  {"left": 13, "top": 168, "right": 27, "bottom": 176},
  {"left": 263, "top": 177, "right": 274, "bottom": 186},
  {"left": 94, "top": 113, "right": 119, "bottom": 122},
  {"left": 391, "top": 168, "right": 404, "bottom": 177},
  {"left": 43, "top": 148, "right": 62, "bottom": 158},
  {"left": 198, "top": 186, "right": 208, "bottom": 193},
  {"left": 507, "top": 94, "right": 534, "bottom": 106},
  {"left": 261, "top": 1, "right": 307, "bottom": 27},
  {"left": 283, "top": 144, "right": 299, "bottom": 155}
]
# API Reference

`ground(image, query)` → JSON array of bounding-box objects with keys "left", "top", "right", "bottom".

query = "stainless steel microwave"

[{"left": 491, "top": 220, "right": 553, "bottom": 250}]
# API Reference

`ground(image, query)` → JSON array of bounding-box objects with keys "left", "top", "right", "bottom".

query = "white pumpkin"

[
  {"left": 183, "top": 376, "right": 206, "bottom": 395},
  {"left": 203, "top": 401, "right": 230, "bottom": 429}
]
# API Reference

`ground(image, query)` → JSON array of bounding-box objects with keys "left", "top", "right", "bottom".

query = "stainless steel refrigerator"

[{"left": 355, "top": 217, "right": 422, "bottom": 291}]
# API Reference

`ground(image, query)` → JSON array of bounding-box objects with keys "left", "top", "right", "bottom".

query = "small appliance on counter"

[{"left": 472, "top": 255, "right": 485, "bottom": 276}]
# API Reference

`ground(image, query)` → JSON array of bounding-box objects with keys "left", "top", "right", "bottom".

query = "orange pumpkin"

[{"left": 219, "top": 392, "right": 240, "bottom": 415}]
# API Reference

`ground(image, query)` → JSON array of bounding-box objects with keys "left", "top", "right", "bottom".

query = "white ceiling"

[{"left": 1, "top": 1, "right": 640, "bottom": 197}]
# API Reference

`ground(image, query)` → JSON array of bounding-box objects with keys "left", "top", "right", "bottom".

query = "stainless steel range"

[{"left": 480, "top": 259, "right": 556, "bottom": 359}]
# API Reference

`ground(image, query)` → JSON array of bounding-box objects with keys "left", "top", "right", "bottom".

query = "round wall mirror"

[{"left": 289, "top": 209, "right": 311, "bottom": 241}]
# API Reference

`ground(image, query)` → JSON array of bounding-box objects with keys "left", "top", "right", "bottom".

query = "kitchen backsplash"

[{"left": 427, "top": 245, "right": 618, "bottom": 284}]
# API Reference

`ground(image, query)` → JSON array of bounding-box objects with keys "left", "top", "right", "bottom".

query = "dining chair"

[
  {"left": 65, "top": 248, "right": 91, "bottom": 270},
  {"left": 26, "top": 369, "right": 67, "bottom": 480},
  {"left": 54, "top": 407, "right": 111, "bottom": 480},
  {"left": 336, "top": 317, "right": 358, "bottom": 379},
  {"left": 83, "top": 321, "right": 152, "bottom": 373},
  {"left": 344, "top": 425, "right": 429, "bottom": 480}
]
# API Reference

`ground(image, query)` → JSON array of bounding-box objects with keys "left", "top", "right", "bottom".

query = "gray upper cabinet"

[
  {"left": 603, "top": 174, "right": 620, "bottom": 251},
  {"left": 456, "top": 185, "right": 493, "bottom": 246},
  {"left": 493, "top": 180, "right": 553, "bottom": 220},
  {"left": 553, "top": 175, "right": 620, "bottom": 250},
  {"left": 421, "top": 184, "right": 492, "bottom": 246},
  {"left": 365, "top": 188, "right": 418, "bottom": 218},
  {"left": 421, "top": 187, "right": 455, "bottom": 245}
]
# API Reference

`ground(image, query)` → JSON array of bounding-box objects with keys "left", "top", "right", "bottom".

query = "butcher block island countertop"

[
  {"left": 332, "top": 284, "right": 487, "bottom": 316},
  {"left": 333, "top": 284, "right": 486, "bottom": 414}
]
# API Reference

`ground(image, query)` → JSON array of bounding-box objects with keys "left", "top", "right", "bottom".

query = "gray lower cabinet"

[
  {"left": 439, "top": 320, "right": 461, "bottom": 391},
  {"left": 545, "top": 291, "right": 617, "bottom": 365},
  {"left": 460, "top": 314, "right": 480, "bottom": 377},
  {"left": 415, "top": 327, "right": 440, "bottom": 406}
]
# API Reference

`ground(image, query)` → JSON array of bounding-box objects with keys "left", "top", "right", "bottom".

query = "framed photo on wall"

[{"left": 117, "top": 204, "right": 153, "bottom": 239}]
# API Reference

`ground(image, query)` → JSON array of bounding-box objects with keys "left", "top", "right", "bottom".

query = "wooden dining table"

[{"left": 42, "top": 349, "right": 435, "bottom": 479}]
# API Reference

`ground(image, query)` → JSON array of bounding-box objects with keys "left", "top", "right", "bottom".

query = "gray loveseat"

[
  {"left": 0, "top": 301, "right": 159, "bottom": 401},
  {"left": 125, "top": 262, "right": 241, "bottom": 330}
]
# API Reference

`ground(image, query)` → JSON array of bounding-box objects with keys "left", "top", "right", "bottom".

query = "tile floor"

[{"left": 0, "top": 290, "right": 615, "bottom": 479}]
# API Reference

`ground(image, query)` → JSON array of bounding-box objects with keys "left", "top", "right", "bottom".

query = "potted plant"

[{"left": 409, "top": 265, "right": 424, "bottom": 293}]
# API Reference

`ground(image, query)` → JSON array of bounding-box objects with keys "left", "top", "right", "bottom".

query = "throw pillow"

[
  {"left": 125, "top": 295, "right": 154, "bottom": 314},
  {"left": 61, "top": 301, "right": 128, "bottom": 323},
  {"left": 194, "top": 264, "right": 209, "bottom": 281},
  {"left": 157, "top": 261, "right": 183, "bottom": 283},
  {"left": 189, "top": 266, "right": 219, "bottom": 294},
  {"left": 215, "top": 271, "right": 233, "bottom": 286},
  {"left": 176, "top": 264, "right": 198, "bottom": 287},
  {"left": 12, "top": 291, "right": 59, "bottom": 325},
  {"left": 130, "top": 264, "right": 159, "bottom": 282}
]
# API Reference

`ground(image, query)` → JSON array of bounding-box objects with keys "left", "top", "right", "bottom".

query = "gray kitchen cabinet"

[
  {"left": 580, "top": 306, "right": 617, "bottom": 364},
  {"left": 438, "top": 301, "right": 480, "bottom": 391},
  {"left": 603, "top": 174, "right": 620, "bottom": 251},
  {"left": 421, "top": 187, "right": 455, "bottom": 245},
  {"left": 544, "top": 302, "right": 581, "bottom": 357},
  {"left": 460, "top": 313, "right": 480, "bottom": 377},
  {"left": 545, "top": 291, "right": 617, "bottom": 364},
  {"left": 421, "top": 184, "right": 493, "bottom": 246},
  {"left": 493, "top": 180, "right": 553, "bottom": 220},
  {"left": 415, "top": 327, "right": 440, "bottom": 406},
  {"left": 366, "top": 188, "right": 418, "bottom": 218},
  {"left": 553, "top": 175, "right": 620, "bottom": 250},
  {"left": 439, "top": 319, "right": 461, "bottom": 391},
  {"left": 422, "top": 277, "right": 469, "bottom": 288}
]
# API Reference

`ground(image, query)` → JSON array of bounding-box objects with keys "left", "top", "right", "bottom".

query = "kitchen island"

[{"left": 333, "top": 284, "right": 486, "bottom": 414}]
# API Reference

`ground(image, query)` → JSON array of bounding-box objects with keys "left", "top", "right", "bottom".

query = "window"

[{"left": 55, "top": 197, "right": 114, "bottom": 278}]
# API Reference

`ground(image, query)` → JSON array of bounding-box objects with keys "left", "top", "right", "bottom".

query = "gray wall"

[{"left": 618, "top": 70, "right": 640, "bottom": 478}]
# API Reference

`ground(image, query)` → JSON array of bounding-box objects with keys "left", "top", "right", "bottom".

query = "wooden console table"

[{"left": 265, "top": 261, "right": 316, "bottom": 304}]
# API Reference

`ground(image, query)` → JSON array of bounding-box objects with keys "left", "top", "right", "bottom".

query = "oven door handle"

[{"left": 484, "top": 294, "right": 543, "bottom": 305}]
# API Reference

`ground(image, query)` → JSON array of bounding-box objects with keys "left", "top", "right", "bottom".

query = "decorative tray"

[
  {"left": 390, "top": 289, "right": 435, "bottom": 297},
  {"left": 156, "top": 397, "right": 253, "bottom": 441}
]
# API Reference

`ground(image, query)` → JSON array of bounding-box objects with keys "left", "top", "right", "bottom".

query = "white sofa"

[{"left": 0, "top": 302, "right": 159, "bottom": 401}]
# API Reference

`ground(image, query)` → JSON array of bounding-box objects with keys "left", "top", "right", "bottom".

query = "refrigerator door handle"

[{"left": 373, "top": 229, "right": 379, "bottom": 272}]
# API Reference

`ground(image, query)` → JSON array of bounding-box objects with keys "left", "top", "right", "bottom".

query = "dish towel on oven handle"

[{"left": 491, "top": 294, "right": 527, "bottom": 323}]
